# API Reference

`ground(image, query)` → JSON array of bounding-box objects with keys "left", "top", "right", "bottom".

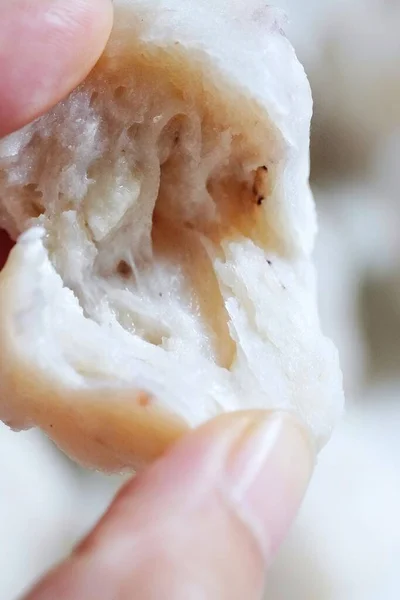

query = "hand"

[
  {"left": 1, "top": 3, "right": 314, "bottom": 599},
  {"left": 26, "top": 412, "right": 313, "bottom": 600}
]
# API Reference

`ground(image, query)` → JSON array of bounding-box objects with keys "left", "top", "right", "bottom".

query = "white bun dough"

[{"left": 0, "top": 0, "right": 343, "bottom": 472}]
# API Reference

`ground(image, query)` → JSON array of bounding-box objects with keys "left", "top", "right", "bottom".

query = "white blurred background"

[{"left": 2, "top": 1, "right": 400, "bottom": 598}]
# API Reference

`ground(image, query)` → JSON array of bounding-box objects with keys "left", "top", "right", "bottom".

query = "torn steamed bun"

[{"left": 0, "top": 0, "right": 343, "bottom": 472}]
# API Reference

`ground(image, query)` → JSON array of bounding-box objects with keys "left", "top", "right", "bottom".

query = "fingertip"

[
  {"left": 0, "top": 0, "right": 113, "bottom": 137},
  {"left": 23, "top": 411, "right": 314, "bottom": 600},
  {"left": 152, "top": 410, "right": 314, "bottom": 557}
]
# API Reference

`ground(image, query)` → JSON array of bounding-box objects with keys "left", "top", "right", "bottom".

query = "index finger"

[{"left": 0, "top": 0, "right": 113, "bottom": 137}]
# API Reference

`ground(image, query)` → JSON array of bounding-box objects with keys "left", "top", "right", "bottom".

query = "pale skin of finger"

[
  {"left": 0, "top": 0, "right": 113, "bottom": 137},
  {"left": 25, "top": 411, "right": 314, "bottom": 600}
]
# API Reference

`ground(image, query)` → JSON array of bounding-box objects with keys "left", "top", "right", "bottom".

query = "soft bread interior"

[
  {"left": 1, "top": 51, "right": 270, "bottom": 399},
  {"left": 0, "top": 18, "right": 343, "bottom": 466}
]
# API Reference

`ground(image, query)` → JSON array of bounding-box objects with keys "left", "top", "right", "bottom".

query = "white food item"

[{"left": 0, "top": 0, "right": 343, "bottom": 471}]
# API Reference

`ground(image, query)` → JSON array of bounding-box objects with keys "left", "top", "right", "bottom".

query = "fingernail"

[{"left": 218, "top": 411, "right": 315, "bottom": 558}]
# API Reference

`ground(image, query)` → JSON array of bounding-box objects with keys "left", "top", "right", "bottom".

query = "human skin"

[{"left": 0, "top": 2, "right": 314, "bottom": 599}]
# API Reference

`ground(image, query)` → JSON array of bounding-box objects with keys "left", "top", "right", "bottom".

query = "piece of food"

[{"left": 0, "top": 0, "right": 343, "bottom": 472}]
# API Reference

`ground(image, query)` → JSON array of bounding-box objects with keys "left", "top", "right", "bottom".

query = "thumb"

[
  {"left": 25, "top": 411, "right": 314, "bottom": 600},
  {"left": 0, "top": 0, "right": 113, "bottom": 137}
]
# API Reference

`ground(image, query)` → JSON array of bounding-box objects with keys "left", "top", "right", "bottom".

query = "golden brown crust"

[{"left": 0, "top": 363, "right": 189, "bottom": 472}]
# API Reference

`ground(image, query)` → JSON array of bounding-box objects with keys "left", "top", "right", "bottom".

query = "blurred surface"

[{"left": 1, "top": 1, "right": 400, "bottom": 598}]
